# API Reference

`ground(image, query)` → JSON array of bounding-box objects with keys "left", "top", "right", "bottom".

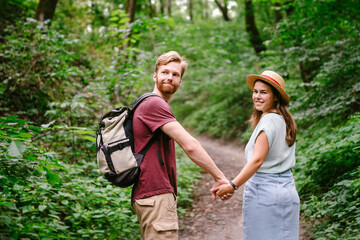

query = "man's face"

[{"left": 154, "top": 62, "right": 182, "bottom": 95}]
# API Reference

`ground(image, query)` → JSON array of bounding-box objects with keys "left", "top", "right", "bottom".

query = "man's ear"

[{"left": 153, "top": 72, "right": 157, "bottom": 81}]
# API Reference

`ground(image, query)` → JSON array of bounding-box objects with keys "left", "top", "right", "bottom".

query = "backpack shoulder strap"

[
  {"left": 132, "top": 93, "right": 165, "bottom": 166},
  {"left": 132, "top": 92, "right": 162, "bottom": 111}
]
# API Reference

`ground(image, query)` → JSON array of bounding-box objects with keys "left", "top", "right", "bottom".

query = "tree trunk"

[
  {"left": 146, "top": 0, "right": 155, "bottom": 18},
  {"left": 214, "top": 0, "right": 230, "bottom": 21},
  {"left": 123, "top": 0, "right": 137, "bottom": 49},
  {"left": 126, "top": 0, "right": 137, "bottom": 23},
  {"left": 274, "top": 2, "right": 283, "bottom": 23},
  {"left": 202, "top": 0, "right": 209, "bottom": 20},
  {"left": 285, "top": 0, "right": 295, "bottom": 16},
  {"left": 166, "top": 0, "right": 171, "bottom": 16},
  {"left": 34, "top": 0, "right": 58, "bottom": 22},
  {"left": 159, "top": 0, "right": 165, "bottom": 15},
  {"left": 299, "top": 61, "right": 321, "bottom": 91},
  {"left": 245, "top": 0, "right": 266, "bottom": 54},
  {"left": 188, "top": 0, "right": 193, "bottom": 23}
]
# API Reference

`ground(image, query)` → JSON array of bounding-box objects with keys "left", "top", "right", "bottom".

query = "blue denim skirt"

[{"left": 242, "top": 170, "right": 300, "bottom": 240}]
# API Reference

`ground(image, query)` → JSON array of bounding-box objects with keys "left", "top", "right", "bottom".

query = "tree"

[
  {"left": 201, "top": 0, "right": 209, "bottom": 20},
  {"left": 34, "top": 0, "right": 58, "bottom": 22},
  {"left": 274, "top": 2, "right": 282, "bottom": 23},
  {"left": 188, "top": 0, "right": 193, "bottom": 23},
  {"left": 145, "top": 0, "right": 156, "bottom": 17},
  {"left": 159, "top": 0, "right": 165, "bottom": 15},
  {"left": 214, "top": 0, "right": 230, "bottom": 21},
  {"left": 245, "top": 0, "right": 266, "bottom": 54},
  {"left": 166, "top": 0, "right": 171, "bottom": 16},
  {"left": 126, "top": 0, "right": 137, "bottom": 23}
]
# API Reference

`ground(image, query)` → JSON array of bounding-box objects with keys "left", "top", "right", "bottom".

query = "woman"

[{"left": 212, "top": 70, "right": 300, "bottom": 239}]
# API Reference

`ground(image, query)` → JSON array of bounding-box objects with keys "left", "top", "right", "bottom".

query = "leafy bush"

[
  {"left": 176, "top": 146, "right": 202, "bottom": 214},
  {"left": 0, "top": 115, "right": 62, "bottom": 190},
  {"left": 0, "top": 19, "right": 91, "bottom": 122},
  {"left": 293, "top": 114, "right": 360, "bottom": 239},
  {"left": 301, "top": 167, "right": 360, "bottom": 239},
  {"left": 295, "top": 115, "right": 360, "bottom": 196},
  {"left": 0, "top": 116, "right": 202, "bottom": 239}
]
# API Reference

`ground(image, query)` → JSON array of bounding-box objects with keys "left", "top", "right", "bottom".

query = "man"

[{"left": 132, "top": 51, "right": 230, "bottom": 239}]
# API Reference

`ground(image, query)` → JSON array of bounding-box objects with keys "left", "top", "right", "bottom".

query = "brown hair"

[
  {"left": 249, "top": 80, "right": 297, "bottom": 146},
  {"left": 155, "top": 51, "right": 188, "bottom": 77}
]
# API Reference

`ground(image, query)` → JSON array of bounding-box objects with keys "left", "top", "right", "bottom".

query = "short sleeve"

[
  {"left": 136, "top": 97, "right": 176, "bottom": 133},
  {"left": 255, "top": 115, "right": 277, "bottom": 149}
]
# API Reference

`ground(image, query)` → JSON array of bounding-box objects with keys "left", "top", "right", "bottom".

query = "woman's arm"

[{"left": 211, "top": 131, "right": 269, "bottom": 197}]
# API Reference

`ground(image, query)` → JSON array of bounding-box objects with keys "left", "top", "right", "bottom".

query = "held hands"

[
  {"left": 211, "top": 181, "right": 235, "bottom": 201},
  {"left": 211, "top": 178, "right": 234, "bottom": 201}
]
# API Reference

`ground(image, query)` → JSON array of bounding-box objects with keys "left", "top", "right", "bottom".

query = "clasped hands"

[{"left": 211, "top": 179, "right": 237, "bottom": 201}]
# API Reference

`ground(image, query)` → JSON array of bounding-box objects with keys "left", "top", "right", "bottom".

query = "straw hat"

[{"left": 246, "top": 70, "right": 290, "bottom": 106}]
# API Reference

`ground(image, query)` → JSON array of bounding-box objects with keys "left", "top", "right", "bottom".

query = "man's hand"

[
  {"left": 211, "top": 179, "right": 234, "bottom": 201},
  {"left": 211, "top": 181, "right": 235, "bottom": 201}
]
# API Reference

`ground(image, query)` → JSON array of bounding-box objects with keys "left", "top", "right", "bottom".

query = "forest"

[{"left": 0, "top": 0, "right": 359, "bottom": 239}]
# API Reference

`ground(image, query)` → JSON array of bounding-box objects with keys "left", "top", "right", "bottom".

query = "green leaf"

[
  {"left": 109, "top": 17, "right": 119, "bottom": 22},
  {"left": 82, "top": 135, "right": 96, "bottom": 142},
  {"left": 119, "top": 17, "right": 130, "bottom": 24},
  {"left": 46, "top": 171, "right": 61, "bottom": 185},
  {"left": 7, "top": 140, "right": 26, "bottom": 157},
  {"left": 6, "top": 203, "right": 18, "bottom": 211},
  {"left": 19, "top": 132, "right": 32, "bottom": 138},
  {"left": 39, "top": 205, "right": 47, "bottom": 212}
]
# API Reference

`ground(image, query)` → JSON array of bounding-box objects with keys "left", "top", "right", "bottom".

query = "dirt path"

[
  {"left": 179, "top": 135, "right": 246, "bottom": 240},
  {"left": 179, "top": 135, "right": 308, "bottom": 240}
]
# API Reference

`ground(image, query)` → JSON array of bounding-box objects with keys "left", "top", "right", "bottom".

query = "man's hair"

[{"left": 155, "top": 51, "right": 188, "bottom": 77}]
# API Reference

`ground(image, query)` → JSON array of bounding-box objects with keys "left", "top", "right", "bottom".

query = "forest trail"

[{"left": 179, "top": 135, "right": 308, "bottom": 240}]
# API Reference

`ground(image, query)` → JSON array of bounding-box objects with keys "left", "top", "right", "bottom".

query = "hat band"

[{"left": 260, "top": 74, "right": 281, "bottom": 87}]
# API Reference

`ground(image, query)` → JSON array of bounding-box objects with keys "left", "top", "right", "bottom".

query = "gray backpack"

[{"left": 96, "top": 93, "right": 164, "bottom": 187}]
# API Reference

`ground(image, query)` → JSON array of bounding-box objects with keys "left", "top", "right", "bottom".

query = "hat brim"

[{"left": 246, "top": 74, "right": 290, "bottom": 106}]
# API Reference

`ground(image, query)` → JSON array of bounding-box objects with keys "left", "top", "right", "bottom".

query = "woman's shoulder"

[{"left": 260, "top": 113, "right": 283, "bottom": 123}]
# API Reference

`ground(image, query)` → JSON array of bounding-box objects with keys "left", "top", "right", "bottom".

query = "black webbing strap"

[
  {"left": 139, "top": 131, "right": 164, "bottom": 166},
  {"left": 108, "top": 140, "right": 132, "bottom": 153},
  {"left": 100, "top": 145, "right": 116, "bottom": 173},
  {"left": 132, "top": 92, "right": 160, "bottom": 110},
  {"left": 157, "top": 139, "right": 164, "bottom": 166}
]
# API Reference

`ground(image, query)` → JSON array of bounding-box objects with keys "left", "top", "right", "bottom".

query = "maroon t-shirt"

[{"left": 131, "top": 96, "right": 177, "bottom": 201}]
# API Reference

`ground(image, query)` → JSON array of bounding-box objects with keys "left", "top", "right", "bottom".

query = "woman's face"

[{"left": 252, "top": 81, "right": 278, "bottom": 114}]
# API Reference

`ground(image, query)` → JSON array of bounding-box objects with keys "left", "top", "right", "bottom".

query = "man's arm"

[{"left": 161, "top": 121, "right": 229, "bottom": 200}]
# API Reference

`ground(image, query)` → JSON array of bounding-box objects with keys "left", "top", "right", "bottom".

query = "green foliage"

[
  {"left": 301, "top": 167, "right": 360, "bottom": 239},
  {"left": 2, "top": 0, "right": 360, "bottom": 238},
  {"left": 0, "top": 115, "right": 62, "bottom": 189},
  {"left": 1, "top": 160, "right": 141, "bottom": 239},
  {"left": 0, "top": 117, "right": 201, "bottom": 239},
  {"left": 291, "top": 44, "right": 360, "bottom": 127},
  {"left": 0, "top": 19, "right": 91, "bottom": 122},
  {"left": 176, "top": 146, "right": 202, "bottom": 214},
  {"left": 0, "top": 0, "right": 37, "bottom": 38},
  {"left": 295, "top": 115, "right": 360, "bottom": 196}
]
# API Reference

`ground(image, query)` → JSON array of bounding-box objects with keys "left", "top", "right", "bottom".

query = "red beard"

[{"left": 156, "top": 79, "right": 179, "bottom": 95}]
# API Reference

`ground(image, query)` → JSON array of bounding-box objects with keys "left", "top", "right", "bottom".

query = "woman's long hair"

[{"left": 249, "top": 80, "right": 297, "bottom": 146}]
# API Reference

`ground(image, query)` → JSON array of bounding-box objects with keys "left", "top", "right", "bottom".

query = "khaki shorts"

[{"left": 133, "top": 193, "right": 179, "bottom": 240}]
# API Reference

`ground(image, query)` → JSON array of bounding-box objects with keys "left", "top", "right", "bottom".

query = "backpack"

[{"left": 96, "top": 93, "right": 163, "bottom": 187}]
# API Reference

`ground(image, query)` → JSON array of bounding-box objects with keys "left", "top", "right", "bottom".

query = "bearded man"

[{"left": 131, "top": 51, "right": 230, "bottom": 239}]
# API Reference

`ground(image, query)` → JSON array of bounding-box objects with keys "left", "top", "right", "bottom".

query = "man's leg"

[{"left": 133, "top": 193, "right": 178, "bottom": 240}]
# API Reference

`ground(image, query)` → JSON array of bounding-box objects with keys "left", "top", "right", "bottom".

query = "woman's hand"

[{"left": 211, "top": 182, "right": 235, "bottom": 201}]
